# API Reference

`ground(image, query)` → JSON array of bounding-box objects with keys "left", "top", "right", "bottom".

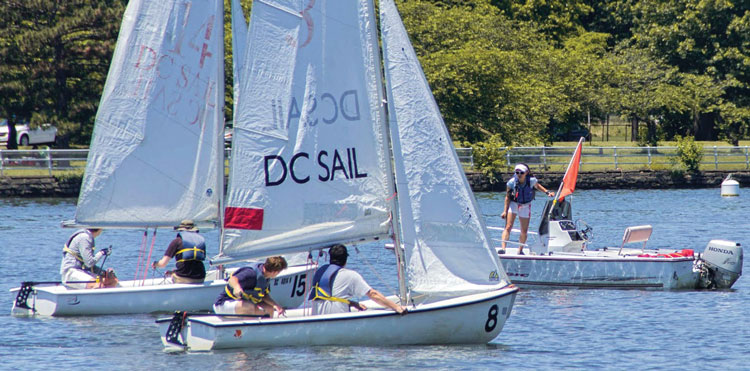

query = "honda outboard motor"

[{"left": 699, "top": 240, "right": 743, "bottom": 289}]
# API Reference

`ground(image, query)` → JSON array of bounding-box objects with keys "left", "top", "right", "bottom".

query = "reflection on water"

[{"left": 1, "top": 189, "right": 748, "bottom": 369}]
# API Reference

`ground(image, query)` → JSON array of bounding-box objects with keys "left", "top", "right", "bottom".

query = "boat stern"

[{"left": 699, "top": 240, "right": 743, "bottom": 289}]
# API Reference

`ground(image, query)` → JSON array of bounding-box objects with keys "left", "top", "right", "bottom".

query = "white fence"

[
  {"left": 498, "top": 145, "right": 750, "bottom": 170},
  {"left": 0, "top": 149, "right": 89, "bottom": 176},
  {"left": 1, "top": 146, "right": 749, "bottom": 176}
]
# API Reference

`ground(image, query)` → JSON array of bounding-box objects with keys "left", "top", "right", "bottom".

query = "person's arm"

[
  {"left": 153, "top": 238, "right": 180, "bottom": 269},
  {"left": 534, "top": 182, "right": 554, "bottom": 197},
  {"left": 76, "top": 235, "right": 104, "bottom": 268},
  {"left": 262, "top": 295, "right": 285, "bottom": 316},
  {"left": 366, "top": 288, "right": 405, "bottom": 314},
  {"left": 226, "top": 275, "right": 245, "bottom": 298},
  {"left": 153, "top": 255, "right": 171, "bottom": 269},
  {"left": 501, "top": 188, "right": 511, "bottom": 219}
]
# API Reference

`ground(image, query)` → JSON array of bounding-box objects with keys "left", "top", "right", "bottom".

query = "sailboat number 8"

[{"left": 484, "top": 305, "right": 499, "bottom": 332}]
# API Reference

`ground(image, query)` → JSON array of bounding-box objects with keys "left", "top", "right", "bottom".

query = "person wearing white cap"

[{"left": 500, "top": 163, "right": 554, "bottom": 254}]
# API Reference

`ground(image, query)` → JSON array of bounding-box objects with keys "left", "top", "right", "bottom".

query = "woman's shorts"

[{"left": 509, "top": 201, "right": 532, "bottom": 219}]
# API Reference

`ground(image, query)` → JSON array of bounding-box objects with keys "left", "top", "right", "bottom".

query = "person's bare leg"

[
  {"left": 234, "top": 301, "right": 273, "bottom": 317},
  {"left": 518, "top": 217, "right": 530, "bottom": 254},
  {"left": 501, "top": 213, "right": 516, "bottom": 252}
]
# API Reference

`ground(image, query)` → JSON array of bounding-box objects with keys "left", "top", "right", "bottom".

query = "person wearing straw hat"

[
  {"left": 152, "top": 219, "right": 206, "bottom": 284},
  {"left": 500, "top": 164, "right": 554, "bottom": 255}
]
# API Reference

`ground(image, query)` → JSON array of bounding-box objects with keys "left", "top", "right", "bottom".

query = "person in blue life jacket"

[
  {"left": 152, "top": 219, "right": 206, "bottom": 284},
  {"left": 213, "top": 256, "right": 288, "bottom": 317},
  {"left": 309, "top": 244, "right": 406, "bottom": 315},
  {"left": 500, "top": 164, "right": 554, "bottom": 255},
  {"left": 60, "top": 228, "right": 116, "bottom": 289}
]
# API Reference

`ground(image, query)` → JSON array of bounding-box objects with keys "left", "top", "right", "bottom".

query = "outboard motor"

[{"left": 699, "top": 240, "right": 743, "bottom": 289}]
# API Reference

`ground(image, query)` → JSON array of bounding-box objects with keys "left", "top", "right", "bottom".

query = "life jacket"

[
  {"left": 62, "top": 229, "right": 94, "bottom": 272},
  {"left": 175, "top": 231, "right": 206, "bottom": 262},
  {"left": 308, "top": 264, "right": 353, "bottom": 306},
  {"left": 224, "top": 263, "right": 269, "bottom": 304},
  {"left": 510, "top": 177, "right": 535, "bottom": 204}
]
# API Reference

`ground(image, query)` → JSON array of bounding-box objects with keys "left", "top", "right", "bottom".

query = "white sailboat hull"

[
  {"left": 11, "top": 265, "right": 315, "bottom": 316},
  {"left": 498, "top": 249, "right": 701, "bottom": 289},
  {"left": 157, "top": 286, "right": 519, "bottom": 350}
]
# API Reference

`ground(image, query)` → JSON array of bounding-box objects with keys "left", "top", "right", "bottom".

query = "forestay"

[
  {"left": 220, "top": 0, "right": 391, "bottom": 261},
  {"left": 76, "top": 1, "right": 225, "bottom": 228},
  {"left": 380, "top": 0, "right": 510, "bottom": 295}
]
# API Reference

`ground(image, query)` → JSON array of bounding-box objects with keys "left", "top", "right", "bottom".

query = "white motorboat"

[
  {"left": 494, "top": 139, "right": 743, "bottom": 290},
  {"left": 157, "top": 0, "right": 518, "bottom": 350},
  {"left": 9, "top": 0, "right": 315, "bottom": 316}
]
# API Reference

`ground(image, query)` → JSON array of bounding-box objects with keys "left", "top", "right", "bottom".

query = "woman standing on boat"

[{"left": 500, "top": 164, "right": 554, "bottom": 255}]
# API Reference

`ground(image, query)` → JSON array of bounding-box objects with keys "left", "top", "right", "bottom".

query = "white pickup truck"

[{"left": 0, "top": 119, "right": 57, "bottom": 146}]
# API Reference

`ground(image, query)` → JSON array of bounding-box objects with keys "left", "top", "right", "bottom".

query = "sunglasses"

[{"left": 515, "top": 171, "right": 525, "bottom": 175}]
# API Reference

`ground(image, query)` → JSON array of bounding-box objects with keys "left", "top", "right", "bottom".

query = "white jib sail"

[
  {"left": 75, "top": 0, "right": 225, "bottom": 228},
  {"left": 380, "top": 0, "right": 510, "bottom": 295},
  {"left": 220, "top": 0, "right": 391, "bottom": 261}
]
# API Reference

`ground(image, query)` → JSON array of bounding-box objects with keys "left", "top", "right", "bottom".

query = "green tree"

[
  {"left": 398, "top": 0, "right": 565, "bottom": 145},
  {"left": 628, "top": 0, "right": 750, "bottom": 141},
  {"left": 0, "top": 0, "right": 126, "bottom": 147}
]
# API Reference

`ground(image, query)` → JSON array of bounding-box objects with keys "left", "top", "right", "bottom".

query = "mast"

[{"left": 368, "top": 0, "right": 408, "bottom": 303}]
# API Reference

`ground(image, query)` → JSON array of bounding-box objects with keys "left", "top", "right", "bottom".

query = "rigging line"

[
  {"left": 142, "top": 229, "right": 158, "bottom": 286},
  {"left": 354, "top": 246, "right": 397, "bottom": 298},
  {"left": 134, "top": 229, "right": 148, "bottom": 281},
  {"left": 303, "top": 252, "right": 316, "bottom": 316}
]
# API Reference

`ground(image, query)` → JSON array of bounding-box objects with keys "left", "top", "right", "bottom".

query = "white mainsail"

[
  {"left": 380, "top": 0, "right": 510, "bottom": 295},
  {"left": 75, "top": 0, "right": 225, "bottom": 228},
  {"left": 219, "top": 0, "right": 392, "bottom": 262}
]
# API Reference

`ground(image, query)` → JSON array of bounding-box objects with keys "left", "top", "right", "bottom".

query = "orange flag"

[{"left": 557, "top": 138, "right": 584, "bottom": 201}]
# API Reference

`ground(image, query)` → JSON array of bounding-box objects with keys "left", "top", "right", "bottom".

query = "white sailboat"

[
  {"left": 495, "top": 138, "right": 743, "bottom": 289},
  {"left": 156, "top": 0, "right": 518, "bottom": 350},
  {"left": 10, "top": 0, "right": 313, "bottom": 316}
]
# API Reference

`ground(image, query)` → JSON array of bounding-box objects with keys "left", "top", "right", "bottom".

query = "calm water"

[{"left": 1, "top": 189, "right": 748, "bottom": 370}]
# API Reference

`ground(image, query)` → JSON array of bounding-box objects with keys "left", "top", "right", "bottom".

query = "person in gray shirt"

[{"left": 60, "top": 228, "right": 113, "bottom": 289}]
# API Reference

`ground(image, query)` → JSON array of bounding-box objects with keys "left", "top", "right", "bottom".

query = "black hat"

[{"left": 329, "top": 244, "right": 348, "bottom": 266}]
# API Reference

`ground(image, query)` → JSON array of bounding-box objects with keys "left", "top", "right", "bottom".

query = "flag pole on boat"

[{"left": 540, "top": 137, "right": 584, "bottom": 248}]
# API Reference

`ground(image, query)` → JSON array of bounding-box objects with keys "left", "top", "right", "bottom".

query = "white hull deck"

[
  {"left": 156, "top": 286, "right": 519, "bottom": 350},
  {"left": 498, "top": 248, "right": 700, "bottom": 289},
  {"left": 10, "top": 264, "right": 315, "bottom": 316}
]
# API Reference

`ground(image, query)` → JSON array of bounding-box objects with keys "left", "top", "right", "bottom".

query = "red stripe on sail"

[{"left": 224, "top": 207, "right": 264, "bottom": 230}]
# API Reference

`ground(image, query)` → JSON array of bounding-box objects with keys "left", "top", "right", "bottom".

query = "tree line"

[{"left": 1, "top": 0, "right": 748, "bottom": 148}]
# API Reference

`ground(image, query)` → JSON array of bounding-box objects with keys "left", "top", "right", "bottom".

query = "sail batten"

[{"left": 75, "top": 1, "right": 225, "bottom": 228}]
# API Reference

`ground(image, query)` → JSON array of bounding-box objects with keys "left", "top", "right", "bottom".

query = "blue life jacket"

[
  {"left": 510, "top": 178, "right": 535, "bottom": 204},
  {"left": 308, "top": 264, "right": 348, "bottom": 303},
  {"left": 223, "top": 263, "right": 269, "bottom": 304},
  {"left": 176, "top": 231, "right": 206, "bottom": 262}
]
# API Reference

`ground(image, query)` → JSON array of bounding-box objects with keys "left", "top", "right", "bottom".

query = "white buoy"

[{"left": 721, "top": 174, "right": 740, "bottom": 197}]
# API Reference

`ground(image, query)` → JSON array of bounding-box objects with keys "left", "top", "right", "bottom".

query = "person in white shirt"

[{"left": 309, "top": 244, "right": 406, "bottom": 315}]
